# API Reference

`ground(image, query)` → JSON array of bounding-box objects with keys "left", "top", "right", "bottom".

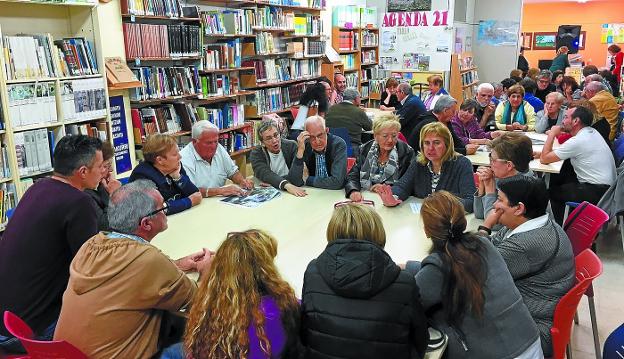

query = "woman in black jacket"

[
  {"left": 345, "top": 113, "right": 415, "bottom": 201},
  {"left": 301, "top": 202, "right": 428, "bottom": 359}
]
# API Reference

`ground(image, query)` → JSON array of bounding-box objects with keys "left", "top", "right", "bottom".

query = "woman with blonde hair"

[
  {"left": 301, "top": 203, "right": 428, "bottom": 359},
  {"left": 129, "top": 134, "right": 201, "bottom": 215},
  {"left": 183, "top": 230, "right": 301, "bottom": 359},
  {"left": 406, "top": 191, "right": 542, "bottom": 358}
]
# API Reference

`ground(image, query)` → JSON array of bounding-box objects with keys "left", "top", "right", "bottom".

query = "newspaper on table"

[{"left": 220, "top": 187, "right": 281, "bottom": 208}]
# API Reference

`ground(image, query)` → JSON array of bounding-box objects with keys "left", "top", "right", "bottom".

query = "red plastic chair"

[
  {"left": 549, "top": 249, "right": 603, "bottom": 359},
  {"left": 563, "top": 201, "right": 609, "bottom": 359},
  {"left": 3, "top": 311, "right": 87, "bottom": 359},
  {"left": 473, "top": 173, "right": 480, "bottom": 188},
  {"left": 347, "top": 157, "right": 356, "bottom": 173},
  {"left": 397, "top": 132, "right": 407, "bottom": 143}
]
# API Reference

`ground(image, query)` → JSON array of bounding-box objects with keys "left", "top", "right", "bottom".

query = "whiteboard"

[{"left": 380, "top": 24, "right": 453, "bottom": 71}]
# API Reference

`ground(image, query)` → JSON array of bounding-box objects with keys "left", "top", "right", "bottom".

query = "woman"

[
  {"left": 129, "top": 134, "right": 202, "bottom": 215},
  {"left": 535, "top": 92, "right": 565, "bottom": 133},
  {"left": 407, "top": 191, "right": 542, "bottom": 358},
  {"left": 86, "top": 142, "right": 121, "bottom": 231},
  {"left": 301, "top": 203, "right": 428, "bottom": 359},
  {"left": 379, "top": 77, "right": 401, "bottom": 111},
  {"left": 422, "top": 74, "right": 448, "bottom": 111},
  {"left": 474, "top": 132, "right": 534, "bottom": 220},
  {"left": 345, "top": 113, "right": 415, "bottom": 201},
  {"left": 494, "top": 84, "right": 536, "bottom": 131},
  {"left": 291, "top": 82, "right": 329, "bottom": 133},
  {"left": 551, "top": 69, "right": 564, "bottom": 90},
  {"left": 387, "top": 122, "right": 475, "bottom": 212},
  {"left": 559, "top": 76, "right": 582, "bottom": 105},
  {"left": 609, "top": 44, "right": 623, "bottom": 83},
  {"left": 450, "top": 99, "right": 501, "bottom": 146},
  {"left": 183, "top": 230, "right": 301, "bottom": 359},
  {"left": 479, "top": 176, "right": 575, "bottom": 357},
  {"left": 526, "top": 67, "right": 540, "bottom": 81},
  {"left": 549, "top": 46, "right": 570, "bottom": 73}
]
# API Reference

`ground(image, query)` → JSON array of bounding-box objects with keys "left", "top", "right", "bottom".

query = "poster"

[
  {"left": 220, "top": 187, "right": 281, "bottom": 208},
  {"left": 108, "top": 96, "right": 132, "bottom": 174},
  {"left": 601, "top": 23, "right": 624, "bottom": 44},
  {"left": 387, "top": 0, "right": 431, "bottom": 12},
  {"left": 477, "top": 20, "right": 519, "bottom": 47}
]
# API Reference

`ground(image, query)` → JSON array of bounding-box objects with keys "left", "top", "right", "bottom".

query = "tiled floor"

[{"left": 570, "top": 223, "right": 624, "bottom": 358}]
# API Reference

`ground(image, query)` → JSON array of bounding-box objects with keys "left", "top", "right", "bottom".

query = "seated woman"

[
  {"left": 450, "top": 99, "right": 502, "bottom": 146},
  {"left": 129, "top": 134, "right": 202, "bottom": 215},
  {"left": 559, "top": 76, "right": 582, "bottom": 105},
  {"left": 344, "top": 113, "right": 415, "bottom": 201},
  {"left": 291, "top": 81, "right": 329, "bottom": 135},
  {"left": 301, "top": 203, "right": 428, "bottom": 359},
  {"left": 388, "top": 122, "right": 475, "bottom": 212},
  {"left": 379, "top": 78, "right": 401, "bottom": 111},
  {"left": 86, "top": 141, "right": 121, "bottom": 231},
  {"left": 479, "top": 176, "right": 575, "bottom": 357},
  {"left": 494, "top": 84, "right": 536, "bottom": 131},
  {"left": 535, "top": 92, "right": 565, "bottom": 133},
  {"left": 181, "top": 230, "right": 301, "bottom": 359},
  {"left": 551, "top": 70, "right": 564, "bottom": 92},
  {"left": 422, "top": 74, "right": 448, "bottom": 111},
  {"left": 407, "top": 191, "right": 542, "bottom": 359},
  {"left": 474, "top": 132, "right": 534, "bottom": 220}
]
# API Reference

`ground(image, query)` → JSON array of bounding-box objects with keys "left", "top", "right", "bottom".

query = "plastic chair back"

[
  {"left": 397, "top": 132, "right": 407, "bottom": 143},
  {"left": 290, "top": 106, "right": 299, "bottom": 120},
  {"left": 550, "top": 249, "right": 603, "bottom": 359},
  {"left": 328, "top": 127, "right": 353, "bottom": 157},
  {"left": 603, "top": 323, "right": 624, "bottom": 359},
  {"left": 347, "top": 158, "right": 356, "bottom": 173},
  {"left": 473, "top": 173, "right": 480, "bottom": 188},
  {"left": 3, "top": 311, "right": 87, "bottom": 359},
  {"left": 563, "top": 201, "right": 609, "bottom": 256}
]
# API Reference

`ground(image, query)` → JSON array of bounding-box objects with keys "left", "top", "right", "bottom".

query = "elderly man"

[
  {"left": 407, "top": 95, "right": 476, "bottom": 155},
  {"left": 475, "top": 83, "right": 497, "bottom": 129},
  {"left": 584, "top": 81, "right": 620, "bottom": 141},
  {"left": 540, "top": 106, "right": 616, "bottom": 223},
  {"left": 535, "top": 92, "right": 566, "bottom": 133},
  {"left": 535, "top": 70, "right": 557, "bottom": 103},
  {"left": 298, "top": 115, "right": 347, "bottom": 189},
  {"left": 250, "top": 119, "right": 307, "bottom": 196},
  {"left": 395, "top": 82, "right": 426, "bottom": 138},
  {"left": 0, "top": 135, "right": 103, "bottom": 354},
  {"left": 325, "top": 87, "right": 372, "bottom": 151},
  {"left": 180, "top": 120, "right": 254, "bottom": 197},
  {"left": 54, "top": 180, "right": 213, "bottom": 358},
  {"left": 333, "top": 73, "right": 347, "bottom": 105}
]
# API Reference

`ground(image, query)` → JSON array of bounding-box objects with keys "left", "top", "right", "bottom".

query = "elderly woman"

[
  {"left": 129, "top": 134, "right": 202, "bottom": 215},
  {"left": 379, "top": 78, "right": 401, "bottom": 111},
  {"left": 422, "top": 74, "right": 448, "bottom": 111},
  {"left": 479, "top": 176, "right": 575, "bottom": 357},
  {"left": 560, "top": 76, "right": 582, "bottom": 105},
  {"left": 474, "top": 132, "right": 534, "bottom": 220},
  {"left": 345, "top": 113, "right": 415, "bottom": 201},
  {"left": 385, "top": 122, "right": 475, "bottom": 212},
  {"left": 494, "top": 84, "right": 536, "bottom": 131},
  {"left": 535, "top": 92, "right": 565, "bottom": 133},
  {"left": 451, "top": 99, "right": 502, "bottom": 146}
]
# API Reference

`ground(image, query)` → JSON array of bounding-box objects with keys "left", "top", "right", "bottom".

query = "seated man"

[
  {"left": 54, "top": 180, "right": 213, "bottom": 358},
  {"left": 181, "top": 120, "right": 254, "bottom": 197},
  {"left": 540, "top": 106, "right": 616, "bottom": 223},
  {"left": 0, "top": 135, "right": 103, "bottom": 354},
  {"left": 250, "top": 119, "right": 307, "bottom": 196},
  {"left": 395, "top": 82, "right": 426, "bottom": 138},
  {"left": 475, "top": 83, "right": 497, "bottom": 130},
  {"left": 325, "top": 87, "right": 372, "bottom": 151},
  {"left": 299, "top": 115, "right": 348, "bottom": 190},
  {"left": 534, "top": 70, "right": 557, "bottom": 103},
  {"left": 332, "top": 73, "right": 347, "bottom": 105},
  {"left": 519, "top": 78, "right": 544, "bottom": 113},
  {"left": 584, "top": 81, "right": 620, "bottom": 141}
]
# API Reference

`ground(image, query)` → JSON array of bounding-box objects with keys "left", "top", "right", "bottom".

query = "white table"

[{"left": 152, "top": 188, "right": 482, "bottom": 295}]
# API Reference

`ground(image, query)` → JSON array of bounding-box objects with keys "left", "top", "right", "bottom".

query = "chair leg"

[
  {"left": 588, "top": 297, "right": 601, "bottom": 359},
  {"left": 574, "top": 311, "right": 579, "bottom": 325},
  {"left": 567, "top": 344, "right": 573, "bottom": 359}
]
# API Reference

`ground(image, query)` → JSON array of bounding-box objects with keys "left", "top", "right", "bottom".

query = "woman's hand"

[{"left": 349, "top": 191, "right": 363, "bottom": 202}]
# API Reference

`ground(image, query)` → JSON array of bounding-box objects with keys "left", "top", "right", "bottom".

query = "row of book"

[
  {"left": 332, "top": 5, "right": 378, "bottom": 28},
  {"left": 302, "top": 39, "right": 324, "bottom": 56},
  {"left": 200, "top": 73, "right": 237, "bottom": 97},
  {"left": 203, "top": 39, "right": 242, "bottom": 70},
  {"left": 254, "top": 7, "right": 294, "bottom": 30},
  {"left": 242, "top": 58, "right": 291, "bottom": 83},
  {"left": 14, "top": 129, "right": 54, "bottom": 177},
  {"left": 66, "top": 121, "right": 108, "bottom": 142},
  {"left": 361, "top": 30, "right": 378, "bottom": 46},
  {"left": 122, "top": 23, "right": 201, "bottom": 59},
  {"left": 336, "top": 30, "right": 359, "bottom": 51},
  {"left": 461, "top": 70, "right": 479, "bottom": 86},
  {"left": 262, "top": 0, "right": 324, "bottom": 8},
  {"left": 340, "top": 54, "right": 356, "bottom": 70},
  {"left": 345, "top": 72, "right": 358, "bottom": 88},
  {"left": 290, "top": 58, "right": 320, "bottom": 79},
  {"left": 361, "top": 50, "right": 377, "bottom": 64},
  {"left": 2, "top": 34, "right": 98, "bottom": 80},
  {"left": 0, "top": 183, "right": 17, "bottom": 227},
  {"left": 248, "top": 82, "right": 305, "bottom": 115},
  {"left": 368, "top": 79, "right": 384, "bottom": 94},
  {"left": 130, "top": 66, "right": 201, "bottom": 101},
  {"left": 0, "top": 144, "right": 11, "bottom": 179},
  {"left": 219, "top": 129, "right": 252, "bottom": 153},
  {"left": 6, "top": 82, "right": 57, "bottom": 128},
  {"left": 361, "top": 84, "right": 369, "bottom": 99},
  {"left": 120, "top": 0, "right": 190, "bottom": 17},
  {"left": 255, "top": 32, "right": 285, "bottom": 55},
  {"left": 362, "top": 66, "right": 384, "bottom": 81},
  {"left": 202, "top": 9, "right": 255, "bottom": 36},
  {"left": 61, "top": 78, "right": 107, "bottom": 122},
  {"left": 293, "top": 14, "right": 322, "bottom": 36}
]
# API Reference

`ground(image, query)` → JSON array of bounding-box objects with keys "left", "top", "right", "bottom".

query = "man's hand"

[
  {"left": 169, "top": 162, "right": 182, "bottom": 180},
  {"left": 549, "top": 125, "right": 562, "bottom": 137},
  {"left": 484, "top": 103, "right": 495, "bottom": 116},
  {"left": 102, "top": 177, "right": 122, "bottom": 194},
  {"left": 219, "top": 184, "right": 246, "bottom": 196},
  {"left": 349, "top": 191, "right": 363, "bottom": 202},
  {"left": 296, "top": 131, "right": 309, "bottom": 158},
  {"left": 196, "top": 248, "right": 215, "bottom": 279},
  {"left": 483, "top": 206, "right": 503, "bottom": 229},
  {"left": 189, "top": 192, "right": 202, "bottom": 206},
  {"left": 285, "top": 183, "right": 307, "bottom": 197},
  {"left": 377, "top": 184, "right": 402, "bottom": 207},
  {"left": 533, "top": 151, "right": 541, "bottom": 159},
  {"left": 175, "top": 249, "right": 208, "bottom": 272},
  {"left": 465, "top": 144, "right": 478, "bottom": 155},
  {"left": 239, "top": 178, "right": 255, "bottom": 190}
]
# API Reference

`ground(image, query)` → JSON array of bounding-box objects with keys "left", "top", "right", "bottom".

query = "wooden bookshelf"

[{"left": 450, "top": 52, "right": 480, "bottom": 105}]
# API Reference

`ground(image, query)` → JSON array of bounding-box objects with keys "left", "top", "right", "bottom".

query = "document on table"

[{"left": 410, "top": 202, "right": 422, "bottom": 214}]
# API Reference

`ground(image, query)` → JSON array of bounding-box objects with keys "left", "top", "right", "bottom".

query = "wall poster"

[{"left": 387, "top": 0, "right": 431, "bottom": 12}]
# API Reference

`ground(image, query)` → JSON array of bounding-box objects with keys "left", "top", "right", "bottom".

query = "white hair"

[
  {"left": 191, "top": 120, "right": 219, "bottom": 139},
  {"left": 477, "top": 83, "right": 494, "bottom": 93},
  {"left": 304, "top": 115, "right": 325, "bottom": 129}
]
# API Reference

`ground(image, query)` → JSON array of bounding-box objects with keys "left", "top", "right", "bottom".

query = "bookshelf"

[
  {"left": 450, "top": 52, "right": 479, "bottom": 106},
  {"left": 0, "top": 0, "right": 112, "bottom": 227}
]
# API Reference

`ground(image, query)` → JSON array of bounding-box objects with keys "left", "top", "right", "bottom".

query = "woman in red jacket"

[{"left": 609, "top": 44, "right": 623, "bottom": 83}]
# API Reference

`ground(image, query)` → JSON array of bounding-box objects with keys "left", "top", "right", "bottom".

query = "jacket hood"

[
  {"left": 316, "top": 238, "right": 400, "bottom": 299},
  {"left": 69, "top": 233, "right": 152, "bottom": 295}
]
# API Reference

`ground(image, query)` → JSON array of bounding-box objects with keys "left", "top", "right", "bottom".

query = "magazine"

[{"left": 220, "top": 187, "right": 281, "bottom": 208}]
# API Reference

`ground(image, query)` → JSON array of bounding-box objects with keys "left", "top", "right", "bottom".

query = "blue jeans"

[
  {"left": 159, "top": 342, "right": 185, "bottom": 359},
  {"left": 0, "top": 320, "right": 56, "bottom": 354}
]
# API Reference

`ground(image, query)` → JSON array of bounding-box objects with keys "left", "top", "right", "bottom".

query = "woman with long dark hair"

[{"left": 291, "top": 82, "right": 329, "bottom": 134}]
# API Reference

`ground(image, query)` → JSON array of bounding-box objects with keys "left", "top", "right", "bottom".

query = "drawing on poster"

[
  {"left": 477, "top": 20, "right": 519, "bottom": 46},
  {"left": 387, "top": 0, "right": 431, "bottom": 12},
  {"left": 381, "top": 29, "right": 397, "bottom": 52}
]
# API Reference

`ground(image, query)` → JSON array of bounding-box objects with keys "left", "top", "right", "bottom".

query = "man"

[
  {"left": 395, "top": 82, "right": 426, "bottom": 138},
  {"left": 540, "top": 106, "right": 616, "bottom": 224},
  {"left": 475, "top": 83, "right": 497, "bottom": 129},
  {"left": 535, "top": 70, "right": 557, "bottom": 103},
  {"left": 54, "top": 180, "right": 213, "bottom": 358},
  {"left": 325, "top": 87, "right": 372, "bottom": 151},
  {"left": 519, "top": 78, "right": 544, "bottom": 113},
  {"left": 584, "top": 81, "right": 620, "bottom": 141},
  {"left": 492, "top": 82, "right": 504, "bottom": 103},
  {"left": 0, "top": 135, "right": 103, "bottom": 354},
  {"left": 181, "top": 120, "right": 254, "bottom": 197},
  {"left": 333, "top": 73, "right": 347, "bottom": 105},
  {"left": 517, "top": 47, "right": 529, "bottom": 77},
  {"left": 298, "top": 115, "right": 347, "bottom": 190},
  {"left": 407, "top": 95, "right": 477, "bottom": 155},
  {"left": 250, "top": 119, "right": 307, "bottom": 196}
]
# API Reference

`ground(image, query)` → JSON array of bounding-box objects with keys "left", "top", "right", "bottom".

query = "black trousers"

[{"left": 549, "top": 182, "right": 610, "bottom": 224}]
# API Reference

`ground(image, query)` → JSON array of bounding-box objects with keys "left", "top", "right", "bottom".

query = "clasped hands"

[
  {"left": 175, "top": 248, "right": 215, "bottom": 275},
  {"left": 349, "top": 184, "right": 402, "bottom": 207}
]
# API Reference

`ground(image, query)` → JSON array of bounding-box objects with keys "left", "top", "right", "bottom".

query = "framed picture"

[
  {"left": 533, "top": 32, "right": 557, "bottom": 50},
  {"left": 521, "top": 32, "right": 533, "bottom": 50},
  {"left": 578, "top": 31, "right": 587, "bottom": 50},
  {"left": 387, "top": 0, "right": 431, "bottom": 12}
]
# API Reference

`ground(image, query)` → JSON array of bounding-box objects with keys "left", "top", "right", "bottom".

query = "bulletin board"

[{"left": 601, "top": 23, "right": 624, "bottom": 44}]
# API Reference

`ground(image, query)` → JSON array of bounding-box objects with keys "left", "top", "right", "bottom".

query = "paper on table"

[{"left": 410, "top": 202, "right": 422, "bottom": 214}]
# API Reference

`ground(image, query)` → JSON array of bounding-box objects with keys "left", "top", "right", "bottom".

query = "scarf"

[
  {"left": 360, "top": 142, "right": 400, "bottom": 190},
  {"left": 502, "top": 100, "right": 527, "bottom": 125}
]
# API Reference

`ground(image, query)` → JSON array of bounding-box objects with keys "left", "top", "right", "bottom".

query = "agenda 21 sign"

[{"left": 382, "top": 10, "right": 449, "bottom": 27}]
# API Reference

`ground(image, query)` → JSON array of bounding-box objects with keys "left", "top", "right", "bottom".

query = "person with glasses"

[
  {"left": 450, "top": 99, "right": 502, "bottom": 147},
  {"left": 54, "top": 180, "right": 213, "bottom": 359},
  {"left": 250, "top": 119, "right": 307, "bottom": 196},
  {"left": 301, "top": 202, "right": 428, "bottom": 359},
  {"left": 130, "top": 134, "right": 202, "bottom": 215},
  {"left": 86, "top": 142, "right": 121, "bottom": 231},
  {"left": 534, "top": 70, "right": 557, "bottom": 103},
  {"left": 474, "top": 83, "right": 498, "bottom": 130}
]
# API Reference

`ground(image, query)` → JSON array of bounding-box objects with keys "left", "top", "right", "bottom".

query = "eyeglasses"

[
  {"left": 262, "top": 132, "right": 280, "bottom": 142},
  {"left": 334, "top": 199, "right": 375, "bottom": 208},
  {"left": 141, "top": 203, "right": 169, "bottom": 222},
  {"left": 489, "top": 153, "right": 510, "bottom": 164}
]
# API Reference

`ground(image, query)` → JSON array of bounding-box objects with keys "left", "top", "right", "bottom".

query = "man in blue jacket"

[{"left": 395, "top": 82, "right": 426, "bottom": 138}]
